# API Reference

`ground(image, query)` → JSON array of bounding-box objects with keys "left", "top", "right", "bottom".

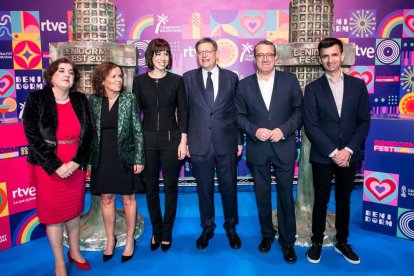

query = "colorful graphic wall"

[
  {"left": 0, "top": 124, "right": 45, "bottom": 250},
  {"left": 0, "top": 0, "right": 413, "bottom": 249},
  {"left": 362, "top": 116, "right": 414, "bottom": 241}
]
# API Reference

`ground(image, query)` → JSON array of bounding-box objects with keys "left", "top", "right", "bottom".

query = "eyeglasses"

[
  {"left": 255, "top": 53, "right": 276, "bottom": 59},
  {"left": 197, "top": 50, "right": 216, "bottom": 56}
]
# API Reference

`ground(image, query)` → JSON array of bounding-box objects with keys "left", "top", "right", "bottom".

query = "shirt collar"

[
  {"left": 325, "top": 71, "right": 344, "bottom": 83},
  {"left": 202, "top": 65, "right": 218, "bottom": 76},
  {"left": 257, "top": 69, "right": 275, "bottom": 82}
]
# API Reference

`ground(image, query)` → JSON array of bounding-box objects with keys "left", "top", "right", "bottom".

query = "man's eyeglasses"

[
  {"left": 197, "top": 50, "right": 216, "bottom": 56},
  {"left": 255, "top": 53, "right": 276, "bottom": 59}
]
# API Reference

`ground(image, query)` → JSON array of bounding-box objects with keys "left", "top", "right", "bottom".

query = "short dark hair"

[
  {"left": 145, "top": 38, "right": 173, "bottom": 70},
  {"left": 253, "top": 40, "right": 276, "bottom": 57},
  {"left": 195, "top": 37, "right": 218, "bottom": 52},
  {"left": 44, "top": 58, "right": 80, "bottom": 92},
  {"left": 92, "top": 62, "right": 125, "bottom": 97},
  {"left": 318, "top": 37, "right": 343, "bottom": 56}
]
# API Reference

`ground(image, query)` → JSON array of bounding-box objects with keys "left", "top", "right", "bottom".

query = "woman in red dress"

[{"left": 23, "top": 58, "right": 94, "bottom": 276}]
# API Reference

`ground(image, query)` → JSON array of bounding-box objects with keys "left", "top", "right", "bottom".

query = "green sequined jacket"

[{"left": 89, "top": 92, "right": 144, "bottom": 171}]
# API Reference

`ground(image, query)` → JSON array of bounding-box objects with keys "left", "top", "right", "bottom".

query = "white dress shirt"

[
  {"left": 257, "top": 69, "right": 275, "bottom": 110},
  {"left": 326, "top": 73, "right": 353, "bottom": 157}
]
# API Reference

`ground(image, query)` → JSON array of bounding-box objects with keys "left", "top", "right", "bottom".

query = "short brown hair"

[
  {"left": 145, "top": 38, "right": 173, "bottom": 70},
  {"left": 195, "top": 37, "right": 218, "bottom": 52},
  {"left": 92, "top": 62, "right": 125, "bottom": 97},
  {"left": 253, "top": 40, "right": 276, "bottom": 57},
  {"left": 44, "top": 58, "right": 80, "bottom": 92},
  {"left": 318, "top": 37, "right": 343, "bottom": 55}
]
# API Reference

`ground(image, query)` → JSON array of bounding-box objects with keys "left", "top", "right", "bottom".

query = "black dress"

[{"left": 90, "top": 97, "right": 134, "bottom": 195}]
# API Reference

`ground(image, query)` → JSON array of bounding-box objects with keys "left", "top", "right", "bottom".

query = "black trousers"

[
  {"left": 311, "top": 162, "right": 357, "bottom": 244},
  {"left": 249, "top": 156, "right": 296, "bottom": 247},
  {"left": 191, "top": 143, "right": 239, "bottom": 234},
  {"left": 143, "top": 130, "right": 180, "bottom": 242}
]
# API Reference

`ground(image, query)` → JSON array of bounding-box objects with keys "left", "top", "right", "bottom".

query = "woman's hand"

[
  {"left": 55, "top": 163, "right": 71, "bottom": 179},
  {"left": 66, "top": 161, "right": 80, "bottom": 173},
  {"left": 177, "top": 142, "right": 187, "bottom": 160},
  {"left": 134, "top": 165, "right": 144, "bottom": 174}
]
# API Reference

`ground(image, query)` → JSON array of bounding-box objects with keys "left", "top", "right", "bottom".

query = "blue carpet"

[{"left": 0, "top": 186, "right": 412, "bottom": 275}]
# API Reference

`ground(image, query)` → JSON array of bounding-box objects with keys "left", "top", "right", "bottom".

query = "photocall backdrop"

[{"left": 1, "top": 0, "right": 413, "bottom": 250}]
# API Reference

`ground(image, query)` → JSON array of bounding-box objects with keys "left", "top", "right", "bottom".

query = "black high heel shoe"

[
  {"left": 150, "top": 234, "right": 160, "bottom": 251},
  {"left": 161, "top": 241, "right": 172, "bottom": 252},
  {"left": 121, "top": 239, "right": 136, "bottom": 263},
  {"left": 103, "top": 236, "right": 117, "bottom": 262}
]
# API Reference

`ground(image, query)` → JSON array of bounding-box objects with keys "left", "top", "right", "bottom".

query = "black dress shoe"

[
  {"left": 258, "top": 237, "right": 274, "bottom": 253},
  {"left": 103, "top": 236, "right": 117, "bottom": 262},
  {"left": 196, "top": 232, "right": 214, "bottom": 250},
  {"left": 282, "top": 246, "right": 297, "bottom": 264},
  {"left": 150, "top": 234, "right": 160, "bottom": 251},
  {"left": 227, "top": 232, "right": 241, "bottom": 249},
  {"left": 161, "top": 241, "right": 172, "bottom": 252},
  {"left": 121, "top": 239, "right": 136, "bottom": 263}
]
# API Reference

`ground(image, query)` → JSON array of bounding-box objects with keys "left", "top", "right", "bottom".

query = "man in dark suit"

[
  {"left": 235, "top": 40, "right": 303, "bottom": 264},
  {"left": 183, "top": 37, "right": 242, "bottom": 250},
  {"left": 304, "top": 37, "right": 370, "bottom": 265}
]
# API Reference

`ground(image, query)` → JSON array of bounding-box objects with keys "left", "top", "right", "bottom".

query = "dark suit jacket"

[
  {"left": 303, "top": 74, "right": 371, "bottom": 164},
  {"left": 236, "top": 70, "right": 303, "bottom": 166},
  {"left": 183, "top": 67, "right": 240, "bottom": 155},
  {"left": 89, "top": 92, "right": 144, "bottom": 171},
  {"left": 23, "top": 86, "right": 94, "bottom": 174}
]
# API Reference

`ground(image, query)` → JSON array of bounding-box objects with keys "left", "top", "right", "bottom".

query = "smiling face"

[
  {"left": 254, "top": 44, "right": 277, "bottom": 76},
  {"left": 50, "top": 63, "right": 74, "bottom": 92},
  {"left": 319, "top": 44, "right": 345, "bottom": 77},
  {"left": 196, "top": 42, "right": 218, "bottom": 71},
  {"left": 152, "top": 50, "right": 170, "bottom": 71},
  {"left": 103, "top": 66, "right": 123, "bottom": 95}
]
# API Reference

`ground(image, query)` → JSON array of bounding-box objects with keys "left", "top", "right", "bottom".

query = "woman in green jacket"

[{"left": 89, "top": 62, "right": 144, "bottom": 263}]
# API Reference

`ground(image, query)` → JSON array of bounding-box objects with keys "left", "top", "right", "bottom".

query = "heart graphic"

[
  {"left": 404, "top": 14, "right": 414, "bottom": 34},
  {"left": 365, "top": 177, "right": 396, "bottom": 201},
  {"left": 241, "top": 16, "right": 264, "bottom": 36},
  {"left": 350, "top": 71, "right": 373, "bottom": 86},
  {"left": 0, "top": 75, "right": 13, "bottom": 96},
  {"left": 375, "top": 186, "right": 385, "bottom": 194}
]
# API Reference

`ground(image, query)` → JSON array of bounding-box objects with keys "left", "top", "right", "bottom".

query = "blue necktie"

[{"left": 205, "top": 72, "right": 214, "bottom": 108}]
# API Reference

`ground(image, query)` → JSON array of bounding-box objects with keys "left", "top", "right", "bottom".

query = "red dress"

[{"left": 32, "top": 101, "right": 86, "bottom": 224}]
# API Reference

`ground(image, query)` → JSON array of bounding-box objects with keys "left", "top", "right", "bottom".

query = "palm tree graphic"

[
  {"left": 155, "top": 14, "right": 169, "bottom": 34},
  {"left": 239, "top": 43, "right": 253, "bottom": 62}
]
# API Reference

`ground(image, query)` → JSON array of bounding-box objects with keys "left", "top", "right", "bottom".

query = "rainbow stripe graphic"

[
  {"left": 0, "top": 182, "right": 9, "bottom": 217},
  {"left": 378, "top": 10, "right": 403, "bottom": 38},
  {"left": 13, "top": 210, "right": 40, "bottom": 245},
  {"left": 129, "top": 14, "right": 154, "bottom": 39}
]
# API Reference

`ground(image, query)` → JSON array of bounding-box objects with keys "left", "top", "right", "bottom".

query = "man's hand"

[
  {"left": 269, "top": 128, "right": 284, "bottom": 143},
  {"left": 255, "top": 128, "right": 272, "bottom": 141},
  {"left": 332, "top": 149, "right": 351, "bottom": 167}
]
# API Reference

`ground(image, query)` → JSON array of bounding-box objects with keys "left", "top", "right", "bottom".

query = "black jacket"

[{"left": 23, "top": 86, "right": 94, "bottom": 174}]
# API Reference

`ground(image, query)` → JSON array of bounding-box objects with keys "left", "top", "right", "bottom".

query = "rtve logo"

[
  {"left": 12, "top": 187, "right": 36, "bottom": 199},
  {"left": 41, "top": 20, "right": 67, "bottom": 34}
]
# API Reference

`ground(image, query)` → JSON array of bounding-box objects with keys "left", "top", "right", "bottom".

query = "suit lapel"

[
  {"left": 268, "top": 71, "right": 281, "bottom": 114},
  {"left": 321, "top": 75, "right": 340, "bottom": 119},
  {"left": 252, "top": 74, "right": 269, "bottom": 112},
  {"left": 341, "top": 74, "right": 350, "bottom": 118},
  {"left": 213, "top": 67, "right": 225, "bottom": 110},
  {"left": 117, "top": 93, "right": 126, "bottom": 140},
  {"left": 195, "top": 68, "right": 211, "bottom": 109},
  {"left": 44, "top": 86, "right": 58, "bottom": 130}
]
